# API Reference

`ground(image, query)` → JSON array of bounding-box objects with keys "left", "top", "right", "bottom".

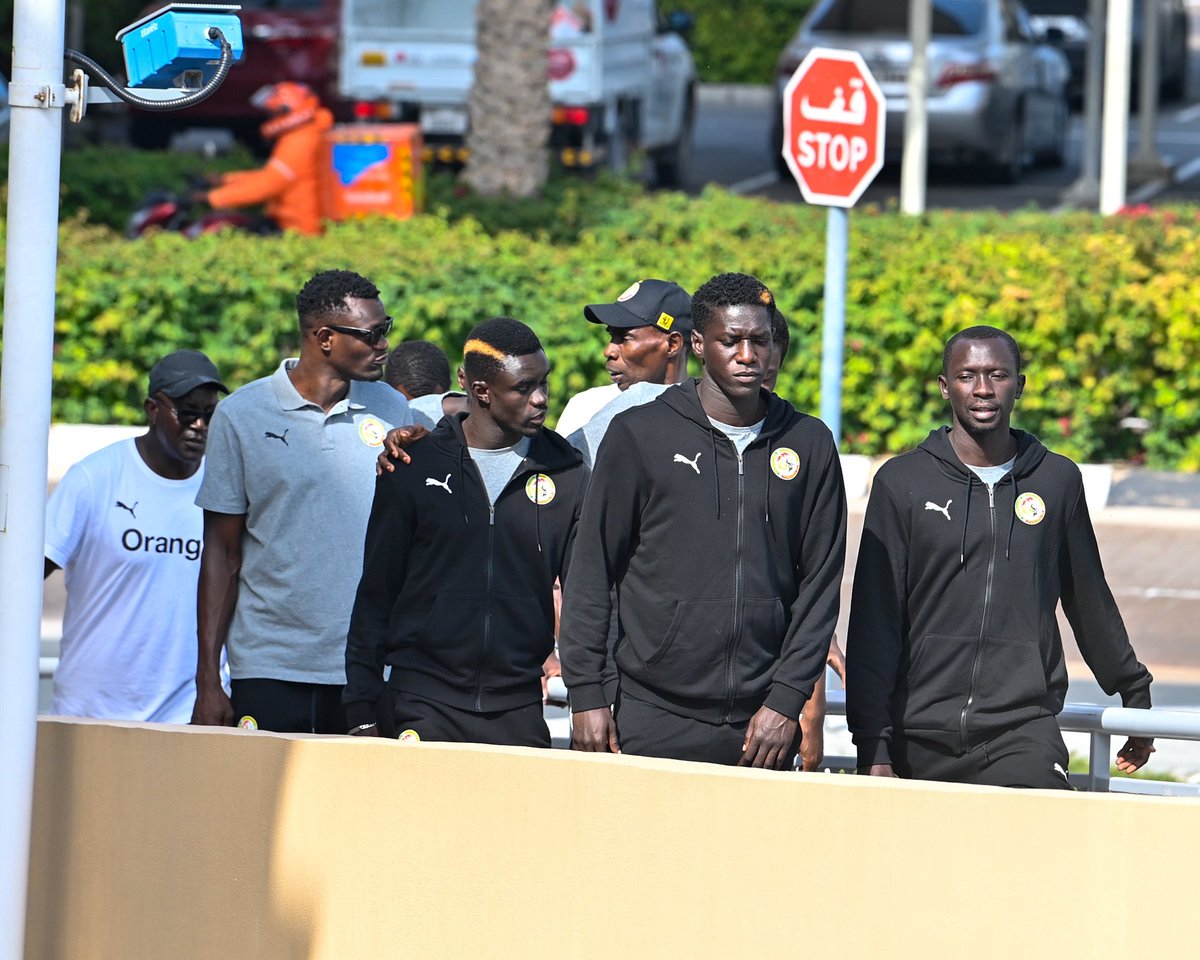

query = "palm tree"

[{"left": 462, "top": 0, "right": 552, "bottom": 198}]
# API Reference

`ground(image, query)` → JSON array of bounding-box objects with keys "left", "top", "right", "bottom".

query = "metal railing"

[{"left": 40, "top": 665, "right": 1200, "bottom": 795}]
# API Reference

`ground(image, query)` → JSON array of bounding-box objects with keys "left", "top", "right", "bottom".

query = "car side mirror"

[
  {"left": 1043, "top": 26, "right": 1066, "bottom": 45},
  {"left": 661, "top": 10, "right": 694, "bottom": 39}
]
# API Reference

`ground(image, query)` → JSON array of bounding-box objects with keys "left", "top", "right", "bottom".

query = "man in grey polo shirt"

[{"left": 192, "top": 269, "right": 413, "bottom": 733}]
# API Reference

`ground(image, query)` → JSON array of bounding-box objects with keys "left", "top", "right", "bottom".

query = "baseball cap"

[
  {"left": 147, "top": 350, "right": 229, "bottom": 399},
  {"left": 583, "top": 279, "right": 693, "bottom": 335}
]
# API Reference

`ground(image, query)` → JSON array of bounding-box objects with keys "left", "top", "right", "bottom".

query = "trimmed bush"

[{"left": 7, "top": 172, "right": 1200, "bottom": 469}]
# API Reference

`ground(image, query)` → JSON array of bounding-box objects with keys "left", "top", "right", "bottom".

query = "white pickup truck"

[{"left": 338, "top": 0, "right": 697, "bottom": 185}]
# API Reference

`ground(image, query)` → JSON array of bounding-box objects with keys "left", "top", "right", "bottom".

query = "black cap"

[
  {"left": 147, "top": 350, "right": 229, "bottom": 399},
  {"left": 583, "top": 279, "right": 693, "bottom": 334}
]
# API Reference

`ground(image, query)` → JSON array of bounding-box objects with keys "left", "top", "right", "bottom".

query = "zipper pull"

[
  {"left": 737, "top": 452, "right": 744, "bottom": 475},
  {"left": 489, "top": 505, "right": 495, "bottom": 526}
]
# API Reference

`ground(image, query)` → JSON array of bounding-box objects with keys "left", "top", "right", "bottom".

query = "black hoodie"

[
  {"left": 846, "top": 427, "right": 1153, "bottom": 767},
  {"left": 558, "top": 379, "right": 847, "bottom": 724},
  {"left": 343, "top": 413, "right": 587, "bottom": 728}
]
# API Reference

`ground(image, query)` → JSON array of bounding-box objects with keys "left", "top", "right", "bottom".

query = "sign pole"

[{"left": 820, "top": 207, "right": 848, "bottom": 446}]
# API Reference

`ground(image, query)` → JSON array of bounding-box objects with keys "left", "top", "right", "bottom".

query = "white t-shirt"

[
  {"left": 554, "top": 383, "right": 620, "bottom": 438},
  {"left": 708, "top": 415, "right": 766, "bottom": 456},
  {"left": 44, "top": 438, "right": 205, "bottom": 723},
  {"left": 967, "top": 455, "right": 1017, "bottom": 490}
]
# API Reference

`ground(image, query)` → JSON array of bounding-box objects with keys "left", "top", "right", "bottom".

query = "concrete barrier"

[{"left": 25, "top": 718, "right": 1198, "bottom": 959}]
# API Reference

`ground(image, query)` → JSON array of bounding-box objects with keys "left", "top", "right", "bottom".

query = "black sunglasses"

[
  {"left": 158, "top": 395, "right": 216, "bottom": 425},
  {"left": 325, "top": 316, "right": 394, "bottom": 347}
]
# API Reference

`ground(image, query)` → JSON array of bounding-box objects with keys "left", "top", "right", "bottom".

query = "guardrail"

[{"left": 41, "top": 664, "right": 1200, "bottom": 795}]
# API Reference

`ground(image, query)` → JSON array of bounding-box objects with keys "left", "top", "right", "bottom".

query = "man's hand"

[
  {"left": 191, "top": 683, "right": 234, "bottom": 727},
  {"left": 799, "top": 676, "right": 827, "bottom": 772},
  {"left": 376, "top": 425, "right": 429, "bottom": 475},
  {"left": 541, "top": 649, "right": 562, "bottom": 705},
  {"left": 827, "top": 635, "right": 847, "bottom": 687},
  {"left": 738, "top": 705, "right": 799, "bottom": 770},
  {"left": 1115, "top": 736, "right": 1155, "bottom": 773},
  {"left": 571, "top": 707, "right": 620, "bottom": 753},
  {"left": 858, "top": 763, "right": 898, "bottom": 777}
]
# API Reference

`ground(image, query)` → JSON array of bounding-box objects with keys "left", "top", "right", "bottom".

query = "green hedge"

[
  {"left": 11, "top": 175, "right": 1200, "bottom": 470},
  {"left": 664, "top": 0, "right": 818, "bottom": 85}
]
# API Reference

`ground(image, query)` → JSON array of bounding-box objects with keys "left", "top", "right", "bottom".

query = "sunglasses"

[
  {"left": 325, "top": 316, "right": 394, "bottom": 347},
  {"left": 159, "top": 396, "right": 216, "bottom": 425}
]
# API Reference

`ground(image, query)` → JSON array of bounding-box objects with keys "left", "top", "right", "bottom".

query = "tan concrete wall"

[{"left": 26, "top": 717, "right": 1196, "bottom": 960}]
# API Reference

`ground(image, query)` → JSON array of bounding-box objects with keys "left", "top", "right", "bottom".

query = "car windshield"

[
  {"left": 347, "top": 0, "right": 478, "bottom": 29},
  {"left": 809, "top": 0, "right": 986, "bottom": 36},
  {"left": 237, "top": 0, "right": 326, "bottom": 9},
  {"left": 1021, "top": 0, "right": 1086, "bottom": 12}
]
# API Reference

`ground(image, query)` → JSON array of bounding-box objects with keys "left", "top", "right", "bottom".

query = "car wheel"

[
  {"left": 1035, "top": 98, "right": 1069, "bottom": 168},
  {"left": 653, "top": 94, "right": 693, "bottom": 188},
  {"left": 989, "top": 110, "right": 1024, "bottom": 184}
]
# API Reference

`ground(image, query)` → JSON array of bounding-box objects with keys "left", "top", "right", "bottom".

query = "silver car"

[{"left": 774, "top": 0, "right": 1072, "bottom": 183}]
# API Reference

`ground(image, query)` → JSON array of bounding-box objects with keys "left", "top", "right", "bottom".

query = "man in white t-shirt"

[
  {"left": 554, "top": 278, "right": 692, "bottom": 447},
  {"left": 44, "top": 350, "right": 228, "bottom": 722}
]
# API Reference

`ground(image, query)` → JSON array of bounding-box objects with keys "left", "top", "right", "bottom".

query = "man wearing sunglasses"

[
  {"left": 193, "top": 269, "right": 414, "bottom": 734},
  {"left": 44, "top": 350, "right": 228, "bottom": 723}
]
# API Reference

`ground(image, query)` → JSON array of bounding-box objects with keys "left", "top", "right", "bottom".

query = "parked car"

[
  {"left": 1023, "top": 0, "right": 1189, "bottom": 104},
  {"left": 773, "top": 0, "right": 1072, "bottom": 183},
  {"left": 129, "top": 0, "right": 348, "bottom": 151}
]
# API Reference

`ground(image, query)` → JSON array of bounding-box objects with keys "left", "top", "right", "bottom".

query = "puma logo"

[
  {"left": 265, "top": 429, "right": 289, "bottom": 446},
  {"left": 924, "top": 499, "right": 952, "bottom": 521},
  {"left": 673, "top": 452, "right": 702, "bottom": 475},
  {"left": 1054, "top": 762, "right": 1069, "bottom": 782},
  {"left": 115, "top": 500, "right": 138, "bottom": 519},
  {"left": 425, "top": 474, "right": 452, "bottom": 494}
]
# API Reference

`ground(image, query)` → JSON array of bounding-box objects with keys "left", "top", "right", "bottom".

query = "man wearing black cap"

[
  {"left": 554, "top": 279, "right": 693, "bottom": 464},
  {"left": 44, "top": 350, "right": 228, "bottom": 723}
]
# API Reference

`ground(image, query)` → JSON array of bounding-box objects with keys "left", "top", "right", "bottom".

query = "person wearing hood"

[
  {"left": 558, "top": 272, "right": 848, "bottom": 769},
  {"left": 203, "top": 82, "right": 333, "bottom": 235},
  {"left": 846, "top": 325, "right": 1155, "bottom": 788},
  {"left": 344, "top": 317, "right": 588, "bottom": 745}
]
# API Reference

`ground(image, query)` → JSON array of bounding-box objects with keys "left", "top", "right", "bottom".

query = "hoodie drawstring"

[
  {"left": 528, "top": 457, "right": 543, "bottom": 554},
  {"left": 457, "top": 445, "right": 468, "bottom": 527},
  {"left": 959, "top": 473, "right": 972, "bottom": 566},
  {"left": 1005, "top": 474, "right": 1017, "bottom": 561},
  {"left": 711, "top": 429, "right": 720, "bottom": 520}
]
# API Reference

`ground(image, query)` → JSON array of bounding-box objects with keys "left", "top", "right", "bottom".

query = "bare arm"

[{"left": 191, "top": 510, "right": 245, "bottom": 726}]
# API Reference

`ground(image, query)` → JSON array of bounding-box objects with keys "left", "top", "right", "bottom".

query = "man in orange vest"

[{"left": 205, "top": 82, "right": 332, "bottom": 235}]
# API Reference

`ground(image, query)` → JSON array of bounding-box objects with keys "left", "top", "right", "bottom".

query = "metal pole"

[
  {"left": 1100, "top": 0, "right": 1133, "bottom": 213},
  {"left": 0, "top": 0, "right": 66, "bottom": 956},
  {"left": 1063, "top": 0, "right": 1106, "bottom": 205},
  {"left": 901, "top": 0, "right": 932, "bottom": 215},
  {"left": 1089, "top": 731, "right": 1113, "bottom": 792},
  {"left": 820, "top": 207, "right": 848, "bottom": 447},
  {"left": 1131, "top": 0, "right": 1167, "bottom": 176}
]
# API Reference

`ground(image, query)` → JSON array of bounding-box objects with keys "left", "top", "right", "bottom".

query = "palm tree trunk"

[{"left": 463, "top": 0, "right": 552, "bottom": 198}]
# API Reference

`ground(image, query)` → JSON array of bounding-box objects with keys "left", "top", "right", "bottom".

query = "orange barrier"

[{"left": 321, "top": 123, "right": 424, "bottom": 222}]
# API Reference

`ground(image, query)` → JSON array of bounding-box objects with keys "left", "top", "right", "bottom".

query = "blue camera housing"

[{"left": 116, "top": 4, "right": 244, "bottom": 89}]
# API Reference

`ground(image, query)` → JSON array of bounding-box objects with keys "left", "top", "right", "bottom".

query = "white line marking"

[
  {"left": 1114, "top": 587, "right": 1200, "bottom": 601},
  {"left": 1174, "top": 154, "right": 1200, "bottom": 183},
  {"left": 1172, "top": 103, "right": 1200, "bottom": 124},
  {"left": 1128, "top": 178, "right": 1170, "bottom": 204},
  {"left": 729, "top": 170, "right": 780, "bottom": 195}
]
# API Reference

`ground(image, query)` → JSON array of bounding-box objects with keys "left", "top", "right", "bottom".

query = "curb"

[{"left": 696, "top": 83, "right": 773, "bottom": 107}]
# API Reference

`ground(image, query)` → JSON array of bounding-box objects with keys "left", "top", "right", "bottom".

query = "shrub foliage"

[{"left": 8, "top": 167, "right": 1200, "bottom": 469}]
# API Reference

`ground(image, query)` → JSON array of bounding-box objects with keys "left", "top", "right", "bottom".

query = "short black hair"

[
  {"left": 942, "top": 325, "right": 1022, "bottom": 375},
  {"left": 770, "top": 307, "right": 791, "bottom": 357},
  {"left": 691, "top": 272, "right": 775, "bottom": 334},
  {"left": 385, "top": 340, "right": 451, "bottom": 396},
  {"left": 462, "top": 317, "right": 543, "bottom": 384},
  {"left": 295, "top": 270, "right": 381, "bottom": 333}
]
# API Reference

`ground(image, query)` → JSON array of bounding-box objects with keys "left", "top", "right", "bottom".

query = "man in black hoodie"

[
  {"left": 847, "top": 325, "right": 1155, "bottom": 788},
  {"left": 344, "top": 317, "right": 588, "bottom": 745},
  {"left": 559, "top": 273, "right": 847, "bottom": 768}
]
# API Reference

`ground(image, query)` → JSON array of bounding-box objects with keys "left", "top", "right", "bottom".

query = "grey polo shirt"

[{"left": 196, "top": 359, "right": 413, "bottom": 684}]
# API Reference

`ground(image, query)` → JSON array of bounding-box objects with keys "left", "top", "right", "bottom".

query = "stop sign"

[{"left": 781, "top": 48, "right": 886, "bottom": 208}]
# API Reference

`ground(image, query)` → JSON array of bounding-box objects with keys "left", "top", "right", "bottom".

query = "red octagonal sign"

[{"left": 782, "top": 48, "right": 886, "bottom": 208}]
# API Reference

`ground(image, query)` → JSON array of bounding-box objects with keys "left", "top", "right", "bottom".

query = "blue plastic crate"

[{"left": 117, "top": 4, "right": 244, "bottom": 89}]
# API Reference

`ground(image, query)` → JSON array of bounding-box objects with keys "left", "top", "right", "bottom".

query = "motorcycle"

[{"left": 125, "top": 181, "right": 279, "bottom": 239}]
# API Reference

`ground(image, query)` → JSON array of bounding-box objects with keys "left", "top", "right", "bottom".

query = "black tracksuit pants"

[
  {"left": 391, "top": 689, "right": 550, "bottom": 748},
  {"left": 614, "top": 693, "right": 801, "bottom": 768},
  {"left": 892, "top": 715, "right": 1072, "bottom": 789}
]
